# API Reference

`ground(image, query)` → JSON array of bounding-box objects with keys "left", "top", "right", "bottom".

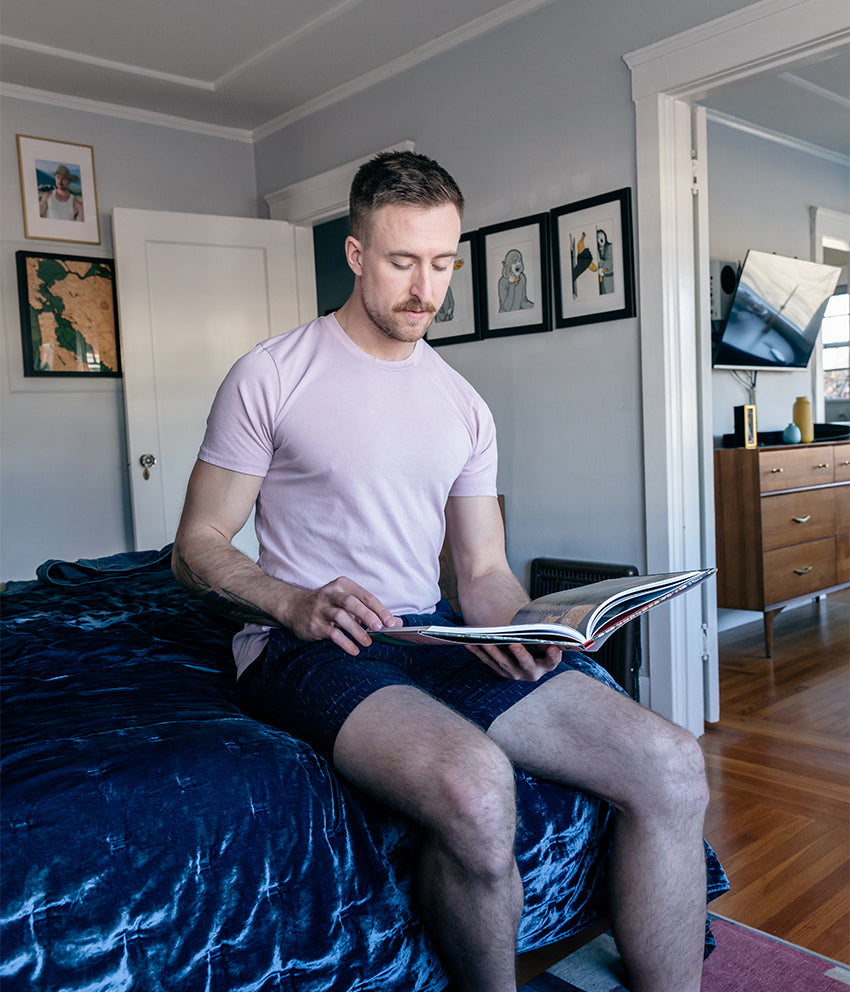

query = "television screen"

[{"left": 712, "top": 250, "right": 841, "bottom": 370}]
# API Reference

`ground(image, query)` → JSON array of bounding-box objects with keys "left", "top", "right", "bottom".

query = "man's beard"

[{"left": 363, "top": 296, "right": 438, "bottom": 343}]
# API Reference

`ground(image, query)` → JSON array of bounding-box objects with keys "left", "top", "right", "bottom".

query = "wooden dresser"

[{"left": 714, "top": 441, "right": 850, "bottom": 656}]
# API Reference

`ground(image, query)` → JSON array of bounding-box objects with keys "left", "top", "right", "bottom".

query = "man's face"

[
  {"left": 349, "top": 203, "right": 461, "bottom": 348},
  {"left": 56, "top": 175, "right": 71, "bottom": 191}
]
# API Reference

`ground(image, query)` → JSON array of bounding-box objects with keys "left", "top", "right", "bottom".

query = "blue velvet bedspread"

[{"left": 1, "top": 550, "right": 728, "bottom": 990}]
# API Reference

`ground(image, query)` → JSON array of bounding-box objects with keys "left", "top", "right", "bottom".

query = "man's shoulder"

[{"left": 421, "top": 341, "right": 490, "bottom": 408}]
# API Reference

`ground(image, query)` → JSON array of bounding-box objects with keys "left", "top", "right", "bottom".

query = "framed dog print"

[
  {"left": 551, "top": 188, "right": 635, "bottom": 328},
  {"left": 17, "top": 135, "right": 101, "bottom": 245},
  {"left": 426, "top": 232, "right": 482, "bottom": 346},
  {"left": 478, "top": 213, "right": 551, "bottom": 339}
]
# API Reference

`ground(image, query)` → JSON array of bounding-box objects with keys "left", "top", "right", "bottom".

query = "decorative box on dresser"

[{"left": 714, "top": 441, "right": 850, "bottom": 656}]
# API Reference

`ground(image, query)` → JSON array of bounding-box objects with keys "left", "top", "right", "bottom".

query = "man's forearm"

[
  {"left": 456, "top": 567, "right": 530, "bottom": 627},
  {"left": 171, "top": 534, "right": 299, "bottom": 627}
]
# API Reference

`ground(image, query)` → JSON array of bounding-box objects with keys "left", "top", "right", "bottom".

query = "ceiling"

[{"left": 1, "top": 0, "right": 848, "bottom": 153}]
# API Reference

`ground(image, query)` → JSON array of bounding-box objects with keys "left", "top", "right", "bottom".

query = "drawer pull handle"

[
  {"left": 817, "top": 462, "right": 829, "bottom": 469},
  {"left": 792, "top": 515, "right": 811, "bottom": 524},
  {"left": 770, "top": 467, "right": 783, "bottom": 474},
  {"left": 794, "top": 566, "right": 813, "bottom": 575}
]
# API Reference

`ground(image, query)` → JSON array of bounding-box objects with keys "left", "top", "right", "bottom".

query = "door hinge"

[{"left": 690, "top": 150, "right": 700, "bottom": 197}]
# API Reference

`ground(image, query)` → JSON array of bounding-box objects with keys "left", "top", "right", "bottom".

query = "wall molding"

[
  {"left": 0, "top": 82, "right": 253, "bottom": 143},
  {"left": 706, "top": 108, "right": 850, "bottom": 168}
]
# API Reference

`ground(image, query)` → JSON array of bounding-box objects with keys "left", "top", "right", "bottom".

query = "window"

[{"left": 823, "top": 291, "right": 849, "bottom": 406}]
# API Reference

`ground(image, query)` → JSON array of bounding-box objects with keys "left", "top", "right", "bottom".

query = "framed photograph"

[
  {"left": 734, "top": 404, "right": 758, "bottom": 449},
  {"left": 478, "top": 213, "right": 551, "bottom": 339},
  {"left": 16, "top": 135, "right": 101, "bottom": 245},
  {"left": 426, "top": 232, "right": 481, "bottom": 346},
  {"left": 551, "top": 188, "right": 635, "bottom": 328},
  {"left": 16, "top": 250, "right": 121, "bottom": 377}
]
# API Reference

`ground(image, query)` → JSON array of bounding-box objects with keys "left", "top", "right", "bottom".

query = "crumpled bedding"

[{"left": 1, "top": 550, "right": 728, "bottom": 990}]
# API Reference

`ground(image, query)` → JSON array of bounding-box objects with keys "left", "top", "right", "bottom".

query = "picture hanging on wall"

[
  {"left": 478, "top": 213, "right": 551, "bottom": 339},
  {"left": 16, "top": 134, "right": 101, "bottom": 245},
  {"left": 16, "top": 250, "right": 121, "bottom": 378},
  {"left": 426, "top": 232, "right": 482, "bottom": 346},
  {"left": 551, "top": 187, "right": 635, "bottom": 328}
]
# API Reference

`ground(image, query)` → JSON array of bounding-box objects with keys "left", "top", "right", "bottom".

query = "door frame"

[
  {"left": 264, "top": 141, "right": 415, "bottom": 323},
  {"left": 624, "top": 0, "right": 849, "bottom": 733}
]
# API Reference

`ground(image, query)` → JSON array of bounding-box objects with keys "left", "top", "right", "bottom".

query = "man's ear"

[{"left": 344, "top": 235, "right": 363, "bottom": 276}]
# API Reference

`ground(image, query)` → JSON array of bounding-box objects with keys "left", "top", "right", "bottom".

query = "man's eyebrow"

[{"left": 388, "top": 249, "right": 458, "bottom": 260}]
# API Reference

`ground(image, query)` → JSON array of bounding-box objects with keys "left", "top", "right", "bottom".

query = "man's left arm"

[{"left": 444, "top": 495, "right": 562, "bottom": 681}]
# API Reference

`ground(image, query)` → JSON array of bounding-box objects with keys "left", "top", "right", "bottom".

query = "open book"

[{"left": 374, "top": 568, "right": 715, "bottom": 652}]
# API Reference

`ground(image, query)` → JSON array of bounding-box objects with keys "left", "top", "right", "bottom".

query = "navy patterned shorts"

[{"left": 236, "top": 600, "right": 621, "bottom": 758}]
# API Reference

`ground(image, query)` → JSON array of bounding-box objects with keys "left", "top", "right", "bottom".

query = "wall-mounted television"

[{"left": 712, "top": 249, "right": 841, "bottom": 370}]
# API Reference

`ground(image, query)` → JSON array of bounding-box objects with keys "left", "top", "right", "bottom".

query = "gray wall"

[
  {"left": 707, "top": 119, "right": 850, "bottom": 442},
  {"left": 253, "top": 0, "right": 750, "bottom": 585},
  {"left": 1, "top": 96, "right": 258, "bottom": 579}
]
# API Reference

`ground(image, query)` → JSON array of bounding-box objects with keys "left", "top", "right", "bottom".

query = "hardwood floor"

[{"left": 700, "top": 588, "right": 849, "bottom": 963}]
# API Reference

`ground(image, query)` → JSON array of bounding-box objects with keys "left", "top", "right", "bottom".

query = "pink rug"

[{"left": 523, "top": 913, "right": 850, "bottom": 991}]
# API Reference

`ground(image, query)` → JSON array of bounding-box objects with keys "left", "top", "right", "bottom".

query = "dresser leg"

[{"left": 763, "top": 608, "right": 783, "bottom": 657}]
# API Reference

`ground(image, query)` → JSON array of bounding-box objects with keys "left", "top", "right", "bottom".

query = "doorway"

[{"left": 624, "top": 0, "right": 849, "bottom": 734}]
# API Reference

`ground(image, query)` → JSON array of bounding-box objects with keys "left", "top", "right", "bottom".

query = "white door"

[{"left": 113, "top": 208, "right": 301, "bottom": 557}]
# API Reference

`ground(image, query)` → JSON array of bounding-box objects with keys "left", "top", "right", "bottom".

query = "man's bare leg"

[
  {"left": 488, "top": 670, "right": 709, "bottom": 992},
  {"left": 334, "top": 685, "right": 523, "bottom": 992}
]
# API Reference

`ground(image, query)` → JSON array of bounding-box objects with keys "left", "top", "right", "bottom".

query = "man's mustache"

[{"left": 393, "top": 299, "right": 436, "bottom": 313}]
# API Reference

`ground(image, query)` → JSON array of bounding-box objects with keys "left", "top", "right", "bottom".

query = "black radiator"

[{"left": 529, "top": 557, "right": 642, "bottom": 700}]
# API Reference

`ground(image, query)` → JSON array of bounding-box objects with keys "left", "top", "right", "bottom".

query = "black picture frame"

[
  {"left": 478, "top": 213, "right": 551, "bottom": 339},
  {"left": 551, "top": 188, "right": 636, "bottom": 328},
  {"left": 426, "top": 232, "right": 482, "bottom": 347},
  {"left": 16, "top": 250, "right": 121, "bottom": 377}
]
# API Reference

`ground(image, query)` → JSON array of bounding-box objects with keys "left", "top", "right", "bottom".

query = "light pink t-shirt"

[{"left": 198, "top": 314, "right": 498, "bottom": 675}]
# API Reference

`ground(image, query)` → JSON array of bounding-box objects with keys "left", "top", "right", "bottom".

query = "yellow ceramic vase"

[{"left": 792, "top": 395, "right": 814, "bottom": 443}]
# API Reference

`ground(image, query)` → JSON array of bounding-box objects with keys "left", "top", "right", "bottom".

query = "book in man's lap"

[{"left": 375, "top": 569, "right": 715, "bottom": 652}]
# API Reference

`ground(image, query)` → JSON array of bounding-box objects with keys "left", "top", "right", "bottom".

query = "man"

[
  {"left": 172, "top": 151, "right": 709, "bottom": 992},
  {"left": 39, "top": 164, "right": 84, "bottom": 222}
]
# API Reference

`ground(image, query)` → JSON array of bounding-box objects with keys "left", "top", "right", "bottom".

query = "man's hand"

[
  {"left": 465, "top": 642, "right": 563, "bottom": 681},
  {"left": 283, "top": 576, "right": 402, "bottom": 656}
]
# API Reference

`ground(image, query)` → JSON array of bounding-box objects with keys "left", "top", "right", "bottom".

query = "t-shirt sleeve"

[
  {"left": 448, "top": 396, "right": 498, "bottom": 498},
  {"left": 198, "top": 345, "right": 280, "bottom": 477}
]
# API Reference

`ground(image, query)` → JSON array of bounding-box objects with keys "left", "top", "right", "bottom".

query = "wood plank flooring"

[{"left": 699, "top": 589, "right": 849, "bottom": 963}]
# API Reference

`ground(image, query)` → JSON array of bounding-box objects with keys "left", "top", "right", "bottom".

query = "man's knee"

[
  {"left": 640, "top": 722, "right": 709, "bottom": 820},
  {"left": 427, "top": 738, "right": 517, "bottom": 878}
]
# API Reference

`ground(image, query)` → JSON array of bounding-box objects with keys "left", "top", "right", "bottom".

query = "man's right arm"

[{"left": 172, "top": 459, "right": 400, "bottom": 655}]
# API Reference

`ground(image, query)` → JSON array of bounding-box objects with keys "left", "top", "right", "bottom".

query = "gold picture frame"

[{"left": 16, "top": 135, "right": 101, "bottom": 245}]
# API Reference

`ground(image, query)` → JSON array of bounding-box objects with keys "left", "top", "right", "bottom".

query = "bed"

[{"left": 1, "top": 548, "right": 728, "bottom": 990}]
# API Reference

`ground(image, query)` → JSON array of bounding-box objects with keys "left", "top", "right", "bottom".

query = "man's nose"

[{"left": 410, "top": 266, "right": 433, "bottom": 303}]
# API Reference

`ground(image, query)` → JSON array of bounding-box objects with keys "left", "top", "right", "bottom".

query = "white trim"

[
  {"left": 706, "top": 108, "right": 850, "bottom": 168},
  {"left": 0, "top": 35, "right": 213, "bottom": 91},
  {"left": 215, "top": 0, "right": 370, "bottom": 88},
  {"left": 780, "top": 70, "right": 850, "bottom": 110},
  {"left": 625, "top": 0, "right": 850, "bottom": 735},
  {"left": 251, "top": 0, "right": 559, "bottom": 140},
  {"left": 811, "top": 206, "right": 850, "bottom": 420},
  {"left": 0, "top": 82, "right": 253, "bottom": 143},
  {"left": 265, "top": 141, "right": 415, "bottom": 225},
  {"left": 624, "top": 0, "right": 849, "bottom": 100}
]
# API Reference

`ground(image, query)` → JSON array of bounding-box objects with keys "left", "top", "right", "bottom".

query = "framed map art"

[{"left": 16, "top": 250, "right": 122, "bottom": 378}]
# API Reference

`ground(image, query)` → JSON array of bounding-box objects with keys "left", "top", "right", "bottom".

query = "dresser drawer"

[
  {"left": 761, "top": 488, "right": 835, "bottom": 551},
  {"left": 836, "top": 485, "right": 849, "bottom": 535},
  {"left": 835, "top": 445, "right": 850, "bottom": 483},
  {"left": 837, "top": 532, "right": 850, "bottom": 584},
  {"left": 759, "top": 446, "right": 835, "bottom": 492},
  {"left": 763, "top": 538, "right": 836, "bottom": 604}
]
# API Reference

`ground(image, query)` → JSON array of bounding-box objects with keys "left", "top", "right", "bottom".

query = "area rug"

[{"left": 519, "top": 914, "right": 850, "bottom": 991}]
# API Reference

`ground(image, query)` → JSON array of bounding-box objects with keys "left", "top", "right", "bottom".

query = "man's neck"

[{"left": 334, "top": 299, "right": 418, "bottom": 362}]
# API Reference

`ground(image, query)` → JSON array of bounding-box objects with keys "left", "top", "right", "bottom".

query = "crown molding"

[
  {"left": 0, "top": 82, "right": 253, "bottom": 143},
  {"left": 706, "top": 107, "right": 850, "bottom": 168},
  {"left": 252, "top": 0, "right": 559, "bottom": 141}
]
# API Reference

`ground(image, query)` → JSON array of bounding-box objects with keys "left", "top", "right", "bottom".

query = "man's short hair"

[{"left": 349, "top": 151, "right": 464, "bottom": 242}]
